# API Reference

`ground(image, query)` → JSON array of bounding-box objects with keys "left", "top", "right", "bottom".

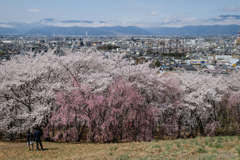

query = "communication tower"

[
  {"left": 238, "top": 29, "right": 240, "bottom": 39},
  {"left": 236, "top": 30, "right": 240, "bottom": 45}
]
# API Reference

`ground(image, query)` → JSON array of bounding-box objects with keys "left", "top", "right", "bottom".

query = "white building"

[
  {"left": 3, "top": 41, "right": 13, "bottom": 44},
  {"left": 215, "top": 55, "right": 239, "bottom": 65}
]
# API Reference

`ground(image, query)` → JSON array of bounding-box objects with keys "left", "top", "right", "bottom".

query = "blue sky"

[{"left": 1, "top": 0, "right": 240, "bottom": 27}]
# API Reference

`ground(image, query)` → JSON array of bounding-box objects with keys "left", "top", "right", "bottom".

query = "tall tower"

[
  {"left": 236, "top": 30, "right": 240, "bottom": 45},
  {"left": 238, "top": 29, "right": 240, "bottom": 39},
  {"left": 86, "top": 31, "right": 88, "bottom": 36}
]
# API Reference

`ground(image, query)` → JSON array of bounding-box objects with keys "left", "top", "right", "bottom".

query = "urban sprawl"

[{"left": 1, "top": 35, "right": 240, "bottom": 74}]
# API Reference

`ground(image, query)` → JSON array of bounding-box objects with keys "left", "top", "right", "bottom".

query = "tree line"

[{"left": 0, "top": 49, "right": 240, "bottom": 142}]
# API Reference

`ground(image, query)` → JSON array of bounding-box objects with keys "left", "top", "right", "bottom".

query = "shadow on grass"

[
  {"left": 34, "top": 148, "right": 57, "bottom": 151},
  {"left": 44, "top": 148, "right": 58, "bottom": 150}
]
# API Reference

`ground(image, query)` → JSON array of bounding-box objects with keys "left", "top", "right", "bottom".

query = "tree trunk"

[
  {"left": 77, "top": 122, "right": 86, "bottom": 142},
  {"left": 52, "top": 125, "right": 55, "bottom": 142},
  {"left": 196, "top": 117, "right": 205, "bottom": 136}
]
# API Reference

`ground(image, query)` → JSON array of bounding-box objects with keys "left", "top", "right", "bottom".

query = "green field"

[{"left": 1, "top": 136, "right": 240, "bottom": 160}]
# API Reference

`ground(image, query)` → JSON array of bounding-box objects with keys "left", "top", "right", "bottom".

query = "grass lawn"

[{"left": 0, "top": 136, "right": 240, "bottom": 160}]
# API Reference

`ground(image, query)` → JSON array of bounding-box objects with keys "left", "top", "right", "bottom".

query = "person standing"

[
  {"left": 26, "top": 130, "right": 34, "bottom": 151},
  {"left": 34, "top": 127, "right": 44, "bottom": 151}
]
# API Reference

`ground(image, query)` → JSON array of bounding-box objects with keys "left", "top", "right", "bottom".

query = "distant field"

[{"left": 1, "top": 136, "right": 240, "bottom": 160}]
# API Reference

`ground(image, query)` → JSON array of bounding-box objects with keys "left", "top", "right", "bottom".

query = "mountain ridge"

[
  {"left": 25, "top": 26, "right": 151, "bottom": 36},
  {"left": 0, "top": 18, "right": 240, "bottom": 36},
  {"left": 146, "top": 25, "right": 240, "bottom": 36}
]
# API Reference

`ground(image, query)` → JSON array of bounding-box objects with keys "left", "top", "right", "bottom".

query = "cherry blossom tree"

[
  {"left": 3, "top": 48, "right": 240, "bottom": 141},
  {"left": 0, "top": 51, "right": 66, "bottom": 139},
  {"left": 175, "top": 72, "right": 240, "bottom": 137},
  {"left": 0, "top": 49, "right": 180, "bottom": 141},
  {"left": 48, "top": 77, "right": 157, "bottom": 142}
]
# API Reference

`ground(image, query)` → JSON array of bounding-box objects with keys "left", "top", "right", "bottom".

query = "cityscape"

[
  {"left": 1, "top": 0, "right": 240, "bottom": 159},
  {"left": 1, "top": 33, "right": 240, "bottom": 74}
]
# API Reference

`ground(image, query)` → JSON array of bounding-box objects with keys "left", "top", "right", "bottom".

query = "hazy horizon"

[{"left": 1, "top": 0, "right": 240, "bottom": 28}]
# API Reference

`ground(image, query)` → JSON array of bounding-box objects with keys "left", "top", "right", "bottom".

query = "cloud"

[
  {"left": 22, "top": 14, "right": 240, "bottom": 29},
  {"left": 156, "top": 15, "right": 240, "bottom": 28},
  {"left": 43, "top": 21, "right": 133, "bottom": 28},
  {"left": 0, "top": 24, "right": 14, "bottom": 28},
  {"left": 39, "top": 20, "right": 152, "bottom": 28},
  {"left": 216, "top": 7, "right": 240, "bottom": 12},
  {"left": 172, "top": 12, "right": 186, "bottom": 18},
  {"left": 27, "top": 9, "right": 40, "bottom": 12},
  {"left": 147, "top": 12, "right": 158, "bottom": 16}
]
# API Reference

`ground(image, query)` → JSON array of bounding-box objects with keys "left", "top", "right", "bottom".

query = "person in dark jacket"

[
  {"left": 34, "top": 127, "right": 44, "bottom": 150},
  {"left": 26, "top": 130, "right": 34, "bottom": 151}
]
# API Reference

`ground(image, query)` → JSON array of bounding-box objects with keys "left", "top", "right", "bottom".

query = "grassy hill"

[{"left": 1, "top": 136, "right": 240, "bottom": 159}]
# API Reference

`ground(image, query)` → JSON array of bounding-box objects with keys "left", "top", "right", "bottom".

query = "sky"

[{"left": 1, "top": 0, "right": 240, "bottom": 28}]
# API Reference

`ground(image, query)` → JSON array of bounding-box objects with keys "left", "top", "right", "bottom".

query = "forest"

[{"left": 0, "top": 49, "right": 240, "bottom": 143}]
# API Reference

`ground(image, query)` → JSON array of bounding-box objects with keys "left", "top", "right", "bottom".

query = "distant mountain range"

[
  {"left": 0, "top": 19, "right": 151, "bottom": 36},
  {"left": 0, "top": 27, "right": 20, "bottom": 34},
  {"left": 145, "top": 25, "right": 240, "bottom": 36},
  {"left": 25, "top": 26, "right": 151, "bottom": 36},
  {"left": 0, "top": 18, "right": 240, "bottom": 36}
]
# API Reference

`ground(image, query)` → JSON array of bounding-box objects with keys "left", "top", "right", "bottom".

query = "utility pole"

[
  {"left": 169, "top": 40, "right": 172, "bottom": 54},
  {"left": 175, "top": 38, "right": 178, "bottom": 54},
  {"left": 163, "top": 41, "right": 165, "bottom": 54},
  {"left": 175, "top": 38, "right": 179, "bottom": 58},
  {"left": 182, "top": 39, "right": 185, "bottom": 58}
]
